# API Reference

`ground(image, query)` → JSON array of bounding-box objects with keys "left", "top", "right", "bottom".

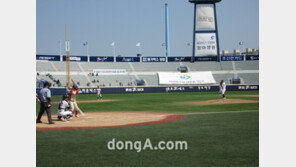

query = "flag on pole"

[
  {"left": 83, "top": 41, "right": 88, "bottom": 46},
  {"left": 111, "top": 42, "right": 115, "bottom": 46},
  {"left": 136, "top": 42, "right": 141, "bottom": 47},
  {"left": 65, "top": 41, "right": 70, "bottom": 52}
]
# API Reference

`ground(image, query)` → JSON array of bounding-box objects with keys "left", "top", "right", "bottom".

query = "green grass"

[
  {"left": 36, "top": 91, "right": 259, "bottom": 167},
  {"left": 36, "top": 91, "right": 259, "bottom": 114}
]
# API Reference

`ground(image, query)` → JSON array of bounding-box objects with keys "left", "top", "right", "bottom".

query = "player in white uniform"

[
  {"left": 219, "top": 80, "right": 227, "bottom": 99},
  {"left": 97, "top": 86, "right": 102, "bottom": 100},
  {"left": 57, "top": 95, "right": 73, "bottom": 122}
]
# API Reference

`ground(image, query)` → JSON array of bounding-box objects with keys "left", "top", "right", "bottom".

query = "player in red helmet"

[{"left": 68, "top": 85, "right": 84, "bottom": 117}]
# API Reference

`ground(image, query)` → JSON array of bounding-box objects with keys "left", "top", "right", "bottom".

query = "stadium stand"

[
  {"left": 212, "top": 74, "right": 235, "bottom": 84},
  {"left": 237, "top": 73, "right": 259, "bottom": 85},
  {"left": 80, "top": 62, "right": 133, "bottom": 72},
  {"left": 132, "top": 62, "right": 180, "bottom": 72},
  {"left": 36, "top": 59, "right": 259, "bottom": 87},
  {"left": 36, "top": 61, "right": 55, "bottom": 71},
  {"left": 234, "top": 61, "right": 259, "bottom": 70}
]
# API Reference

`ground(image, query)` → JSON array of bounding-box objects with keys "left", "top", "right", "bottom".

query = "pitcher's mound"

[
  {"left": 185, "top": 99, "right": 259, "bottom": 105},
  {"left": 36, "top": 112, "right": 184, "bottom": 131}
]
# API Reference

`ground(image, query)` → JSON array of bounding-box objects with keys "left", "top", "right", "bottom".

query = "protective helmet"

[
  {"left": 43, "top": 81, "right": 51, "bottom": 88},
  {"left": 62, "top": 94, "right": 69, "bottom": 100},
  {"left": 73, "top": 85, "right": 78, "bottom": 90}
]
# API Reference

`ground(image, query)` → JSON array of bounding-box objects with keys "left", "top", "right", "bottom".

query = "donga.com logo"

[{"left": 180, "top": 74, "right": 191, "bottom": 80}]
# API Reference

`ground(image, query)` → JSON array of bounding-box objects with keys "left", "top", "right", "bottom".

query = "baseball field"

[{"left": 36, "top": 91, "right": 259, "bottom": 167}]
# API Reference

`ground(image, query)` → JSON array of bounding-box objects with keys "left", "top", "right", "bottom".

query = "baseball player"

[
  {"left": 57, "top": 95, "right": 73, "bottom": 122},
  {"left": 36, "top": 81, "right": 55, "bottom": 124},
  {"left": 97, "top": 86, "right": 102, "bottom": 100},
  {"left": 219, "top": 80, "right": 227, "bottom": 99},
  {"left": 69, "top": 85, "right": 84, "bottom": 117}
]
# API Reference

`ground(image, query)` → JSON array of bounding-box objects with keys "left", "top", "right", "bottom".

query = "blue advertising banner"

[
  {"left": 89, "top": 56, "right": 114, "bottom": 62},
  {"left": 36, "top": 55, "right": 60, "bottom": 61},
  {"left": 221, "top": 56, "right": 244, "bottom": 61},
  {"left": 116, "top": 57, "right": 140, "bottom": 62},
  {"left": 41, "top": 85, "right": 259, "bottom": 95},
  {"left": 246, "top": 55, "right": 259, "bottom": 61},
  {"left": 195, "top": 56, "right": 218, "bottom": 61},
  {"left": 142, "top": 57, "right": 166, "bottom": 62},
  {"left": 62, "top": 56, "right": 88, "bottom": 62},
  {"left": 167, "top": 57, "right": 191, "bottom": 62}
]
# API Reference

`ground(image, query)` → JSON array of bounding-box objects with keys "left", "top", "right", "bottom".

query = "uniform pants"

[
  {"left": 97, "top": 94, "right": 102, "bottom": 99},
  {"left": 57, "top": 110, "right": 73, "bottom": 118},
  {"left": 70, "top": 101, "right": 84, "bottom": 115},
  {"left": 220, "top": 89, "right": 226, "bottom": 98},
  {"left": 37, "top": 102, "right": 53, "bottom": 123}
]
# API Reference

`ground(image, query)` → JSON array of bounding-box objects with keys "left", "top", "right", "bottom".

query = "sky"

[{"left": 36, "top": 0, "right": 259, "bottom": 57}]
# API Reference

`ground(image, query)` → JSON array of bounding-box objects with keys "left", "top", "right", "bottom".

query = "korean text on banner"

[
  {"left": 195, "top": 33, "right": 217, "bottom": 56},
  {"left": 196, "top": 4, "right": 215, "bottom": 31},
  {"left": 158, "top": 72, "right": 216, "bottom": 85}
]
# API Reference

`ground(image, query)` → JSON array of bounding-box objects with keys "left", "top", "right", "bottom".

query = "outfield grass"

[
  {"left": 36, "top": 91, "right": 259, "bottom": 114},
  {"left": 36, "top": 91, "right": 259, "bottom": 167}
]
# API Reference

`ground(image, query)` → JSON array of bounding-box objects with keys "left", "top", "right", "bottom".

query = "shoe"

[
  {"left": 75, "top": 115, "right": 79, "bottom": 118},
  {"left": 36, "top": 120, "right": 42, "bottom": 123},
  {"left": 57, "top": 116, "right": 62, "bottom": 120},
  {"left": 62, "top": 118, "right": 68, "bottom": 122},
  {"left": 49, "top": 122, "right": 55, "bottom": 124}
]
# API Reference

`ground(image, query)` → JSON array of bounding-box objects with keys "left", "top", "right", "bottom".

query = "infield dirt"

[{"left": 36, "top": 112, "right": 184, "bottom": 130}]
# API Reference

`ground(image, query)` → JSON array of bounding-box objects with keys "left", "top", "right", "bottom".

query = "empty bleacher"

[
  {"left": 237, "top": 73, "right": 259, "bottom": 85},
  {"left": 36, "top": 59, "right": 259, "bottom": 87}
]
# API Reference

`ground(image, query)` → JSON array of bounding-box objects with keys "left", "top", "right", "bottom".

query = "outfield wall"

[
  {"left": 37, "top": 85, "right": 259, "bottom": 95},
  {"left": 36, "top": 55, "right": 259, "bottom": 62}
]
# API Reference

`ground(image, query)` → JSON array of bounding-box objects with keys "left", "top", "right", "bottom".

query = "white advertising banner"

[
  {"left": 196, "top": 4, "right": 215, "bottom": 31},
  {"left": 93, "top": 69, "right": 127, "bottom": 75},
  {"left": 195, "top": 33, "right": 217, "bottom": 56},
  {"left": 158, "top": 72, "right": 216, "bottom": 85}
]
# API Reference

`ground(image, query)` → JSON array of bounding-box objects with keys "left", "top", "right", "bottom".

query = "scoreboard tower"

[{"left": 189, "top": 0, "right": 222, "bottom": 62}]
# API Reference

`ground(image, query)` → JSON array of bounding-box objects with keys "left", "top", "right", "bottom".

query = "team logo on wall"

[{"left": 180, "top": 74, "right": 191, "bottom": 80}]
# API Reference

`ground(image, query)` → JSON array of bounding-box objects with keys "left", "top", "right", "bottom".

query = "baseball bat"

[{"left": 71, "top": 79, "right": 76, "bottom": 87}]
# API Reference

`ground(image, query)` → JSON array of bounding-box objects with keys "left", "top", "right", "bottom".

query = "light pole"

[
  {"left": 83, "top": 41, "right": 89, "bottom": 56},
  {"left": 136, "top": 42, "right": 141, "bottom": 54},
  {"left": 58, "top": 40, "right": 62, "bottom": 56},
  {"left": 111, "top": 42, "right": 116, "bottom": 57},
  {"left": 239, "top": 41, "right": 244, "bottom": 54},
  {"left": 165, "top": 3, "right": 170, "bottom": 57}
]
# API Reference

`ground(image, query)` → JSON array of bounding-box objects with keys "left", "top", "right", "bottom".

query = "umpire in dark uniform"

[{"left": 36, "top": 81, "right": 55, "bottom": 124}]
